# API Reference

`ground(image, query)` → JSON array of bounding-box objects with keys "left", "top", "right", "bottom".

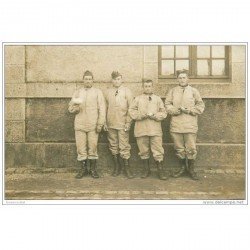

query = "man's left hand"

[
  {"left": 124, "top": 123, "right": 131, "bottom": 131},
  {"left": 180, "top": 107, "right": 191, "bottom": 114},
  {"left": 147, "top": 113, "right": 155, "bottom": 119},
  {"left": 96, "top": 125, "right": 103, "bottom": 133}
]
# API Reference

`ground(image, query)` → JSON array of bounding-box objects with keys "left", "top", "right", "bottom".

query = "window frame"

[{"left": 158, "top": 45, "right": 231, "bottom": 79}]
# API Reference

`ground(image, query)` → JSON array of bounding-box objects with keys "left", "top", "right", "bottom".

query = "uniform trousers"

[
  {"left": 170, "top": 132, "right": 197, "bottom": 160},
  {"left": 75, "top": 130, "right": 99, "bottom": 161},
  {"left": 107, "top": 128, "right": 131, "bottom": 159},
  {"left": 136, "top": 136, "right": 164, "bottom": 162}
]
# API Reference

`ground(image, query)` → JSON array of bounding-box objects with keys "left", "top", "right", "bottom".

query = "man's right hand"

[
  {"left": 170, "top": 107, "right": 181, "bottom": 116},
  {"left": 141, "top": 113, "right": 148, "bottom": 120},
  {"left": 103, "top": 124, "right": 108, "bottom": 131},
  {"left": 175, "top": 109, "right": 181, "bottom": 115},
  {"left": 72, "top": 105, "right": 80, "bottom": 114}
]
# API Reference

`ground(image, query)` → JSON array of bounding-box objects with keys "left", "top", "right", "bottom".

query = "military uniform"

[
  {"left": 129, "top": 93, "right": 168, "bottom": 179},
  {"left": 105, "top": 85, "right": 133, "bottom": 159},
  {"left": 68, "top": 86, "right": 106, "bottom": 163},
  {"left": 165, "top": 84, "right": 205, "bottom": 179}
]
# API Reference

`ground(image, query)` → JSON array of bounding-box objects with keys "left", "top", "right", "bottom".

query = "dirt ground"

[{"left": 4, "top": 170, "right": 246, "bottom": 200}]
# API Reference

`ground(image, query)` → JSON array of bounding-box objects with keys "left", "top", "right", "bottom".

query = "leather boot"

[
  {"left": 112, "top": 154, "right": 121, "bottom": 176},
  {"left": 172, "top": 158, "right": 186, "bottom": 178},
  {"left": 75, "top": 160, "right": 88, "bottom": 179},
  {"left": 89, "top": 159, "right": 99, "bottom": 178},
  {"left": 156, "top": 161, "right": 168, "bottom": 180},
  {"left": 187, "top": 159, "right": 199, "bottom": 180},
  {"left": 118, "top": 155, "right": 124, "bottom": 174},
  {"left": 141, "top": 159, "right": 150, "bottom": 178},
  {"left": 123, "top": 158, "right": 133, "bottom": 179}
]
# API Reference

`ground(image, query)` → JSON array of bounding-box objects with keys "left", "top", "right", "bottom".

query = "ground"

[{"left": 4, "top": 169, "right": 245, "bottom": 200}]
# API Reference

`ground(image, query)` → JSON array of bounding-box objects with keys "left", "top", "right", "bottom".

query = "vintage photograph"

[{"left": 3, "top": 44, "right": 246, "bottom": 202}]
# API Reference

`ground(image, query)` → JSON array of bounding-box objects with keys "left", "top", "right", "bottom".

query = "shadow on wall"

[{"left": 25, "top": 98, "right": 245, "bottom": 144}]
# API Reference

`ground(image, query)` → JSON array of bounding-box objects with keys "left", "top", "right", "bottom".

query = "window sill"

[{"left": 158, "top": 78, "right": 232, "bottom": 85}]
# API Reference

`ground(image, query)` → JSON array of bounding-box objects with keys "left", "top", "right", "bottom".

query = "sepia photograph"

[
  {"left": 3, "top": 43, "right": 246, "bottom": 203},
  {"left": 2, "top": 1, "right": 250, "bottom": 250}
]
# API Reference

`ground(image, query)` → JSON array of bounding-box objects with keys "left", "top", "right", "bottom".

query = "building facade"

[{"left": 4, "top": 45, "right": 246, "bottom": 173}]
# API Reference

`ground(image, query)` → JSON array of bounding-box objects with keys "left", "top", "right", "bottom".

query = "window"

[{"left": 159, "top": 45, "right": 230, "bottom": 79}]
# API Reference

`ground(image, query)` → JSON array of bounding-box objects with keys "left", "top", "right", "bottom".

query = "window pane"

[
  {"left": 161, "top": 60, "right": 174, "bottom": 75},
  {"left": 197, "top": 46, "right": 210, "bottom": 58},
  {"left": 175, "top": 46, "right": 189, "bottom": 58},
  {"left": 197, "top": 60, "right": 210, "bottom": 75},
  {"left": 162, "top": 46, "right": 174, "bottom": 58},
  {"left": 176, "top": 60, "right": 189, "bottom": 72},
  {"left": 212, "top": 60, "right": 225, "bottom": 75},
  {"left": 212, "top": 46, "right": 225, "bottom": 58}
]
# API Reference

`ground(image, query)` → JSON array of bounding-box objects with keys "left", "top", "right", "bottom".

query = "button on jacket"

[
  {"left": 105, "top": 85, "right": 133, "bottom": 129},
  {"left": 165, "top": 85, "right": 205, "bottom": 133},
  {"left": 129, "top": 94, "right": 167, "bottom": 137},
  {"left": 68, "top": 87, "right": 106, "bottom": 132}
]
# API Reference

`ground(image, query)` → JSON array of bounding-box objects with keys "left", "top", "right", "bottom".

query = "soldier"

[
  {"left": 129, "top": 79, "right": 168, "bottom": 180},
  {"left": 68, "top": 70, "right": 106, "bottom": 179},
  {"left": 165, "top": 69, "right": 205, "bottom": 180},
  {"left": 104, "top": 71, "right": 134, "bottom": 178}
]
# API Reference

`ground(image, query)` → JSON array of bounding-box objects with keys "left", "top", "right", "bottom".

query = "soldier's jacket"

[
  {"left": 165, "top": 85, "right": 205, "bottom": 133},
  {"left": 68, "top": 87, "right": 106, "bottom": 132},
  {"left": 129, "top": 94, "right": 167, "bottom": 137},
  {"left": 105, "top": 85, "right": 133, "bottom": 129}
]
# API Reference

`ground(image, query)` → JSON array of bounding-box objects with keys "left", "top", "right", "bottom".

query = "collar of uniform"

[
  {"left": 143, "top": 93, "right": 154, "bottom": 97},
  {"left": 116, "top": 85, "right": 124, "bottom": 91},
  {"left": 84, "top": 86, "right": 93, "bottom": 91},
  {"left": 178, "top": 84, "right": 189, "bottom": 90},
  {"left": 112, "top": 85, "right": 123, "bottom": 92}
]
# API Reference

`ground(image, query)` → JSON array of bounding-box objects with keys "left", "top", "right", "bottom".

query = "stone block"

[
  {"left": 196, "top": 144, "right": 245, "bottom": 168},
  {"left": 156, "top": 82, "right": 245, "bottom": 99},
  {"left": 26, "top": 98, "right": 75, "bottom": 142},
  {"left": 5, "top": 84, "right": 26, "bottom": 98},
  {"left": 4, "top": 46, "right": 25, "bottom": 65},
  {"left": 5, "top": 65, "right": 25, "bottom": 84},
  {"left": 144, "top": 46, "right": 158, "bottom": 63},
  {"left": 5, "top": 143, "right": 45, "bottom": 168},
  {"left": 231, "top": 45, "right": 246, "bottom": 63},
  {"left": 196, "top": 98, "right": 245, "bottom": 143},
  {"left": 5, "top": 121, "right": 25, "bottom": 142},
  {"left": 26, "top": 83, "right": 76, "bottom": 98},
  {"left": 26, "top": 45, "right": 143, "bottom": 83},
  {"left": 231, "top": 62, "right": 246, "bottom": 84},
  {"left": 5, "top": 99, "right": 25, "bottom": 120},
  {"left": 44, "top": 143, "right": 77, "bottom": 168},
  {"left": 143, "top": 62, "right": 158, "bottom": 82}
]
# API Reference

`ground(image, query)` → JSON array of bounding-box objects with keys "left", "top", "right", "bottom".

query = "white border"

[{"left": 2, "top": 42, "right": 248, "bottom": 205}]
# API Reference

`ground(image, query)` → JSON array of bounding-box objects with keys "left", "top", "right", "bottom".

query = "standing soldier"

[
  {"left": 68, "top": 70, "right": 106, "bottom": 179},
  {"left": 129, "top": 79, "right": 168, "bottom": 180},
  {"left": 104, "top": 71, "right": 134, "bottom": 178},
  {"left": 165, "top": 69, "right": 205, "bottom": 180}
]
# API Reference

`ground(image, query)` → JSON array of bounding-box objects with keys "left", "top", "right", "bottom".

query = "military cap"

[
  {"left": 83, "top": 70, "right": 94, "bottom": 78},
  {"left": 176, "top": 69, "right": 189, "bottom": 77},
  {"left": 111, "top": 71, "right": 122, "bottom": 79},
  {"left": 142, "top": 78, "right": 153, "bottom": 86}
]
